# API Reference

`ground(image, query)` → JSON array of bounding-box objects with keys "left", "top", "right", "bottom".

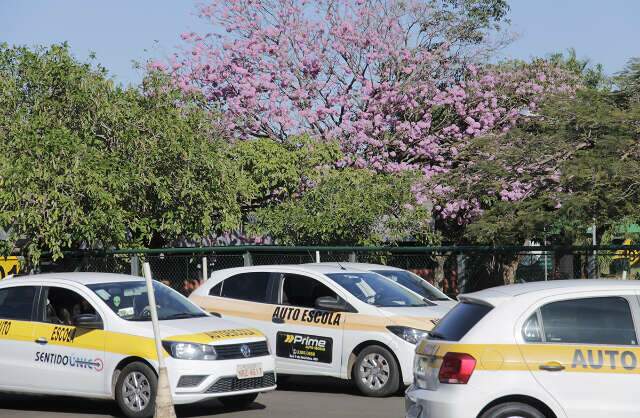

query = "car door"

[
  {"left": 271, "top": 273, "right": 345, "bottom": 375},
  {"left": 0, "top": 284, "right": 38, "bottom": 389},
  {"left": 31, "top": 284, "right": 107, "bottom": 396},
  {"left": 202, "top": 271, "right": 279, "bottom": 340},
  {"left": 518, "top": 293, "right": 640, "bottom": 418}
]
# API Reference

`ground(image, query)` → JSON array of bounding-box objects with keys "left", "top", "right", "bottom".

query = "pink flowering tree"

[{"left": 166, "top": 0, "right": 575, "bottom": 231}]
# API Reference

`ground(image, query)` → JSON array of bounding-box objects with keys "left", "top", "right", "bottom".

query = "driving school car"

[
  {"left": 189, "top": 264, "right": 451, "bottom": 397},
  {"left": 0, "top": 273, "right": 276, "bottom": 418},
  {"left": 406, "top": 279, "right": 640, "bottom": 418}
]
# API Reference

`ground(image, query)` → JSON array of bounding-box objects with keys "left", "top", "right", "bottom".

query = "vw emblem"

[{"left": 240, "top": 344, "right": 251, "bottom": 358}]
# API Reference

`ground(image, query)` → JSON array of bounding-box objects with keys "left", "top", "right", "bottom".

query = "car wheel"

[
  {"left": 218, "top": 393, "right": 259, "bottom": 409},
  {"left": 115, "top": 362, "right": 158, "bottom": 418},
  {"left": 480, "top": 402, "right": 546, "bottom": 418},
  {"left": 353, "top": 345, "right": 400, "bottom": 397}
]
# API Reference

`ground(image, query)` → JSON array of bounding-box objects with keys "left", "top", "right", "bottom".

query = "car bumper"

[
  {"left": 405, "top": 384, "right": 477, "bottom": 418},
  {"left": 166, "top": 355, "right": 277, "bottom": 405}
]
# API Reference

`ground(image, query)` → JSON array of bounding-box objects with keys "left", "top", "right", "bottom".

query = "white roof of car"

[
  {"left": 5, "top": 272, "right": 143, "bottom": 286},
  {"left": 309, "top": 262, "right": 404, "bottom": 271},
  {"left": 462, "top": 279, "right": 640, "bottom": 306},
  {"left": 211, "top": 264, "right": 370, "bottom": 277}
]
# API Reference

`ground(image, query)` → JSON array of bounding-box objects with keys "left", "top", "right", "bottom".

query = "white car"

[
  {"left": 406, "top": 279, "right": 640, "bottom": 418},
  {"left": 190, "top": 264, "right": 451, "bottom": 397},
  {"left": 312, "top": 263, "right": 456, "bottom": 308},
  {"left": 0, "top": 273, "right": 276, "bottom": 418}
]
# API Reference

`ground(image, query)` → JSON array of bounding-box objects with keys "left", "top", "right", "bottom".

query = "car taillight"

[{"left": 438, "top": 352, "right": 476, "bottom": 384}]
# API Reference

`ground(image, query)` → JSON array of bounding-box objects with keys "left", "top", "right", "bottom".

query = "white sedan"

[
  {"left": 406, "top": 279, "right": 640, "bottom": 418},
  {"left": 0, "top": 273, "right": 276, "bottom": 418},
  {"left": 190, "top": 264, "right": 451, "bottom": 397}
]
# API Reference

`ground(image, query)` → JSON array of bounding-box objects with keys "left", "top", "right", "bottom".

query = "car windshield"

[
  {"left": 327, "top": 272, "right": 429, "bottom": 307},
  {"left": 372, "top": 270, "right": 450, "bottom": 301},
  {"left": 87, "top": 281, "right": 207, "bottom": 321}
]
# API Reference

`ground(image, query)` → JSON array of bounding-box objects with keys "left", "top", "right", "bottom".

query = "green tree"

[
  {"left": 0, "top": 44, "right": 241, "bottom": 263},
  {"left": 428, "top": 53, "right": 640, "bottom": 285},
  {"left": 250, "top": 168, "right": 436, "bottom": 245}
]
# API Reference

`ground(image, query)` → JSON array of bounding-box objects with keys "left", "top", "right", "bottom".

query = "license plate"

[{"left": 236, "top": 363, "right": 263, "bottom": 379}]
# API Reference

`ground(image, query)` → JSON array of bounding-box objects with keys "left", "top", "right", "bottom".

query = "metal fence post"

[
  {"left": 243, "top": 251, "right": 253, "bottom": 267},
  {"left": 130, "top": 255, "right": 140, "bottom": 276},
  {"left": 202, "top": 256, "right": 208, "bottom": 281},
  {"left": 315, "top": 251, "right": 321, "bottom": 263}
]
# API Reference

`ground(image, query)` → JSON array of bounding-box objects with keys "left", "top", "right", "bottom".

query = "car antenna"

[{"left": 336, "top": 260, "right": 346, "bottom": 270}]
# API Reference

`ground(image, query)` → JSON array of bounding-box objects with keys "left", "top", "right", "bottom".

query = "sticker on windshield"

[
  {"left": 276, "top": 332, "right": 332, "bottom": 363},
  {"left": 118, "top": 307, "right": 134, "bottom": 317},
  {"left": 94, "top": 289, "right": 111, "bottom": 300},
  {"left": 113, "top": 296, "right": 121, "bottom": 307}
]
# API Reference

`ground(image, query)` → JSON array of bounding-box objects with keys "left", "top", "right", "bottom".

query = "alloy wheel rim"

[
  {"left": 122, "top": 371, "right": 151, "bottom": 412},
  {"left": 359, "top": 353, "right": 390, "bottom": 390}
]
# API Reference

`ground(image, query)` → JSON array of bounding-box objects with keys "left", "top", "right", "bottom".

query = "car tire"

[
  {"left": 352, "top": 345, "right": 400, "bottom": 397},
  {"left": 115, "top": 362, "right": 158, "bottom": 418},
  {"left": 218, "top": 393, "right": 259, "bottom": 409},
  {"left": 480, "top": 402, "right": 546, "bottom": 418}
]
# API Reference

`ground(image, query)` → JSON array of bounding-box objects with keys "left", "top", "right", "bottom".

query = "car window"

[
  {"left": 42, "top": 287, "right": 99, "bottom": 325},
  {"left": 538, "top": 297, "right": 637, "bottom": 345},
  {"left": 209, "top": 282, "right": 222, "bottom": 296},
  {"left": 372, "top": 270, "right": 450, "bottom": 301},
  {"left": 0, "top": 286, "right": 36, "bottom": 321},
  {"left": 327, "top": 272, "right": 429, "bottom": 307},
  {"left": 220, "top": 272, "right": 270, "bottom": 303},
  {"left": 88, "top": 281, "right": 206, "bottom": 321},
  {"left": 281, "top": 274, "right": 337, "bottom": 308},
  {"left": 429, "top": 302, "right": 492, "bottom": 341},
  {"left": 522, "top": 312, "right": 543, "bottom": 343}
]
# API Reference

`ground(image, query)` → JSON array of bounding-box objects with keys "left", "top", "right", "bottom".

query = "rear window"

[{"left": 429, "top": 302, "right": 492, "bottom": 341}]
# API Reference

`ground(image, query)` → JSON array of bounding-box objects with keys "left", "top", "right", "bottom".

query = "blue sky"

[{"left": 2, "top": 0, "right": 638, "bottom": 86}]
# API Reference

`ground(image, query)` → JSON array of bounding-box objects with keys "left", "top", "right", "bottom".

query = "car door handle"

[
  {"left": 539, "top": 362, "right": 565, "bottom": 372},
  {"left": 272, "top": 317, "right": 285, "bottom": 324},
  {"left": 35, "top": 337, "right": 48, "bottom": 345}
]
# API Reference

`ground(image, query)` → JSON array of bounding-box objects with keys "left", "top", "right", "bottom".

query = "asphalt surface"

[{"left": 0, "top": 376, "right": 405, "bottom": 418}]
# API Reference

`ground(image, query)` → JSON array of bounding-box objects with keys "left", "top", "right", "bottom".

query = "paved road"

[{"left": 0, "top": 376, "right": 405, "bottom": 418}]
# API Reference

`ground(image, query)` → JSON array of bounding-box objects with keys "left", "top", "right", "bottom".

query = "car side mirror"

[
  {"left": 72, "top": 314, "right": 103, "bottom": 330},
  {"left": 315, "top": 296, "right": 356, "bottom": 313}
]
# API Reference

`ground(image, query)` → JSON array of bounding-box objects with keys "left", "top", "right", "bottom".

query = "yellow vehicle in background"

[{"left": 0, "top": 257, "right": 20, "bottom": 279}]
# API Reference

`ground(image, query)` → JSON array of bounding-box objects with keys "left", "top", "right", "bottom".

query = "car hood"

[
  {"left": 377, "top": 305, "right": 452, "bottom": 331},
  {"left": 127, "top": 316, "right": 265, "bottom": 345}
]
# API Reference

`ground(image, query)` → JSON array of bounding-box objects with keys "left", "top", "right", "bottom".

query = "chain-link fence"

[{"left": 31, "top": 245, "right": 640, "bottom": 296}]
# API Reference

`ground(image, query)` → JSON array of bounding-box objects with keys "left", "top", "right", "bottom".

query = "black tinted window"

[
  {"left": 282, "top": 274, "right": 337, "bottom": 308},
  {"left": 221, "top": 272, "right": 270, "bottom": 303},
  {"left": 209, "top": 282, "right": 222, "bottom": 296},
  {"left": 0, "top": 286, "right": 36, "bottom": 320},
  {"left": 540, "top": 297, "right": 637, "bottom": 345},
  {"left": 429, "top": 302, "right": 492, "bottom": 341}
]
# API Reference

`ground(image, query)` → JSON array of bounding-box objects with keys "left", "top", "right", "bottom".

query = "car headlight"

[
  {"left": 162, "top": 341, "right": 217, "bottom": 360},
  {"left": 387, "top": 326, "right": 430, "bottom": 344}
]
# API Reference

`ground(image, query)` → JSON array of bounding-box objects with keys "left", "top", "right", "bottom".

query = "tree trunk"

[
  {"left": 434, "top": 253, "right": 446, "bottom": 290},
  {"left": 502, "top": 256, "right": 521, "bottom": 285}
]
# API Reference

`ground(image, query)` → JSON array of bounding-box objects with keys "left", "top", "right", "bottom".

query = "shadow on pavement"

[
  {"left": 177, "top": 400, "right": 266, "bottom": 417},
  {"left": 0, "top": 392, "right": 267, "bottom": 418},
  {"left": 275, "top": 375, "right": 404, "bottom": 397},
  {"left": 0, "top": 392, "right": 121, "bottom": 416}
]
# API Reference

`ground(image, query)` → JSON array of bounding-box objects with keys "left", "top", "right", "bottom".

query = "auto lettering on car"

[
  {"left": 406, "top": 280, "right": 640, "bottom": 418},
  {"left": 0, "top": 273, "right": 277, "bottom": 418},
  {"left": 189, "top": 264, "right": 453, "bottom": 397}
]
